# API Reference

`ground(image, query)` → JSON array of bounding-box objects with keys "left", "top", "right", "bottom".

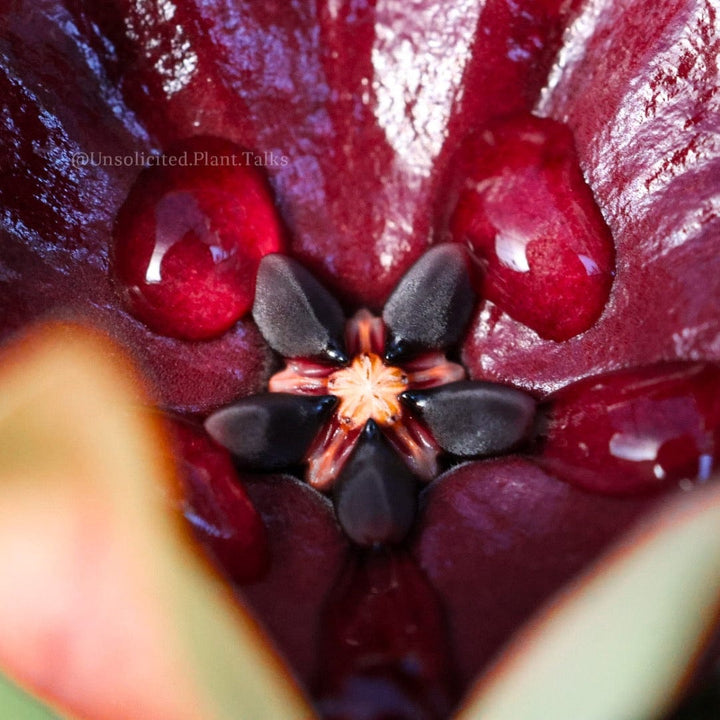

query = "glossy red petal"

[
  {"left": 412, "top": 458, "right": 662, "bottom": 685},
  {"left": 65, "top": 0, "right": 581, "bottom": 307},
  {"left": 463, "top": 0, "right": 720, "bottom": 391}
]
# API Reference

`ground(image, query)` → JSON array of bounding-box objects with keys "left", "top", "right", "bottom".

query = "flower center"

[{"left": 328, "top": 353, "right": 409, "bottom": 428}]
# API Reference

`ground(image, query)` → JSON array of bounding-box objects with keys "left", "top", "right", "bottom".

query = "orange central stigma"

[{"left": 327, "top": 353, "right": 408, "bottom": 429}]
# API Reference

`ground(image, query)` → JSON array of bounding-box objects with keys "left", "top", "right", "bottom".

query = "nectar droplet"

[
  {"left": 113, "top": 137, "right": 284, "bottom": 341},
  {"left": 536, "top": 362, "right": 720, "bottom": 495},
  {"left": 449, "top": 113, "right": 614, "bottom": 341},
  {"left": 171, "top": 420, "right": 269, "bottom": 583}
]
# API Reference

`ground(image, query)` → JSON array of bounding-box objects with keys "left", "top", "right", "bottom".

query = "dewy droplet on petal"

[{"left": 113, "top": 137, "right": 284, "bottom": 341}]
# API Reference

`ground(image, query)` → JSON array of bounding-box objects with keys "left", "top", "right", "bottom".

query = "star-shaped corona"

[
  {"left": 267, "top": 308, "right": 465, "bottom": 491},
  {"left": 206, "top": 244, "right": 538, "bottom": 546},
  {"left": 328, "top": 352, "right": 408, "bottom": 429}
]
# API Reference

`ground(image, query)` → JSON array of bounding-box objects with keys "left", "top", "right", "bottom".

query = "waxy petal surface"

[
  {"left": 413, "top": 459, "right": 662, "bottom": 684},
  {"left": 464, "top": 0, "right": 720, "bottom": 392},
  {"left": 315, "top": 551, "right": 458, "bottom": 720},
  {"left": 241, "top": 476, "right": 349, "bottom": 687},
  {"left": 2, "top": 1, "right": 719, "bottom": 716},
  {"left": 62, "top": 0, "right": 581, "bottom": 307}
]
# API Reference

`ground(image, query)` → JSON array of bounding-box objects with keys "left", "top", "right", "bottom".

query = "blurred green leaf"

[
  {"left": 457, "top": 485, "right": 720, "bottom": 720},
  {"left": 0, "top": 672, "right": 62, "bottom": 720},
  {"left": 0, "top": 326, "right": 315, "bottom": 720}
]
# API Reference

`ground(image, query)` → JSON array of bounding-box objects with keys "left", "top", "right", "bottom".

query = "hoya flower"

[
  {"left": 204, "top": 245, "right": 536, "bottom": 546},
  {"left": 1, "top": 1, "right": 720, "bottom": 719}
]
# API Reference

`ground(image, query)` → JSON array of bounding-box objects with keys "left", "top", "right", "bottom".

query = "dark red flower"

[{"left": 1, "top": 1, "right": 720, "bottom": 718}]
